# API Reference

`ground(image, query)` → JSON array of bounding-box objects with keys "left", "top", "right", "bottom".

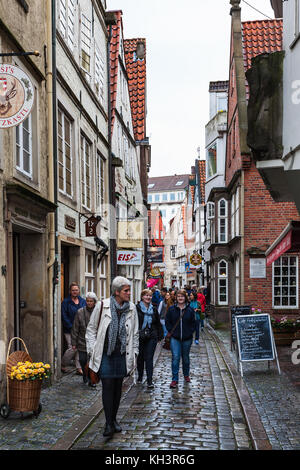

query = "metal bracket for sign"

[
  {"left": 0, "top": 51, "right": 40, "bottom": 58},
  {"left": 235, "top": 314, "right": 281, "bottom": 377}
]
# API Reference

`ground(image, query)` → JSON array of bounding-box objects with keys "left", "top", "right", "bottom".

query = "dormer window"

[
  {"left": 175, "top": 181, "right": 184, "bottom": 186},
  {"left": 148, "top": 183, "right": 155, "bottom": 189}
]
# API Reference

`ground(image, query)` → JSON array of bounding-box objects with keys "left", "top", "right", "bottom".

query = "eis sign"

[
  {"left": 117, "top": 250, "right": 142, "bottom": 266},
  {"left": 0, "top": 64, "right": 35, "bottom": 129}
]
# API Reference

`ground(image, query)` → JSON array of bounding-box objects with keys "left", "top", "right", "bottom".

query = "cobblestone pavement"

[
  {"left": 0, "top": 368, "right": 104, "bottom": 450},
  {"left": 71, "top": 330, "right": 252, "bottom": 451},
  {"left": 214, "top": 328, "right": 300, "bottom": 450}
]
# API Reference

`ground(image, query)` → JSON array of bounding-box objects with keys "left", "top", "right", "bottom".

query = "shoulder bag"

[
  {"left": 84, "top": 301, "right": 103, "bottom": 385},
  {"left": 162, "top": 310, "right": 185, "bottom": 351}
]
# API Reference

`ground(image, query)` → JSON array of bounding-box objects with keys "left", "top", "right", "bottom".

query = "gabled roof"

[
  {"left": 108, "top": 10, "right": 123, "bottom": 134},
  {"left": 124, "top": 38, "right": 147, "bottom": 141},
  {"left": 148, "top": 174, "right": 190, "bottom": 192},
  {"left": 242, "top": 19, "right": 283, "bottom": 71}
]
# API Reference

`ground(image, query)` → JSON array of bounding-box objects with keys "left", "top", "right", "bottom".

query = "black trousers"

[
  {"left": 101, "top": 378, "right": 123, "bottom": 425},
  {"left": 137, "top": 338, "right": 157, "bottom": 384},
  {"left": 78, "top": 350, "right": 88, "bottom": 382}
]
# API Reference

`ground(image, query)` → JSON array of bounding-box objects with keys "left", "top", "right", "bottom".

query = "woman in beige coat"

[{"left": 86, "top": 276, "right": 139, "bottom": 438}]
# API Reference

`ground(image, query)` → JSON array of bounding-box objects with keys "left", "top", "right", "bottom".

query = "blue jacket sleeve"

[{"left": 61, "top": 299, "right": 72, "bottom": 331}]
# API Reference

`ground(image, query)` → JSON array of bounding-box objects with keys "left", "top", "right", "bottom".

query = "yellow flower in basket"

[{"left": 10, "top": 361, "right": 51, "bottom": 381}]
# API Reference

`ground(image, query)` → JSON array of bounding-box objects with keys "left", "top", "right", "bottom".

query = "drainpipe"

[
  {"left": 46, "top": 0, "right": 58, "bottom": 376},
  {"left": 107, "top": 22, "right": 116, "bottom": 280},
  {"left": 240, "top": 171, "right": 245, "bottom": 305}
]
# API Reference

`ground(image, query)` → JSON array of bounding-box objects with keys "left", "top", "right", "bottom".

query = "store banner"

[
  {"left": 117, "top": 250, "right": 142, "bottom": 266},
  {"left": 117, "top": 221, "right": 144, "bottom": 249}
]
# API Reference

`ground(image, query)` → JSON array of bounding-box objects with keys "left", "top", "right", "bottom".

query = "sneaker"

[
  {"left": 137, "top": 378, "right": 143, "bottom": 384},
  {"left": 170, "top": 380, "right": 178, "bottom": 389},
  {"left": 195, "top": 340, "right": 199, "bottom": 345},
  {"left": 147, "top": 383, "right": 154, "bottom": 389},
  {"left": 184, "top": 376, "right": 191, "bottom": 383}
]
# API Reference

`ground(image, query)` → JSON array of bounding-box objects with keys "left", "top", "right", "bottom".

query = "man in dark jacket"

[
  {"left": 165, "top": 289, "right": 196, "bottom": 388},
  {"left": 61, "top": 282, "right": 86, "bottom": 374}
]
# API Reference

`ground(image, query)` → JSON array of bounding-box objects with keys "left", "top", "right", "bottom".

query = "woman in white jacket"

[{"left": 86, "top": 276, "right": 139, "bottom": 438}]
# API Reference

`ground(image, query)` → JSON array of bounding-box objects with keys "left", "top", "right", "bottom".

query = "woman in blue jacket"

[{"left": 165, "top": 289, "right": 196, "bottom": 389}]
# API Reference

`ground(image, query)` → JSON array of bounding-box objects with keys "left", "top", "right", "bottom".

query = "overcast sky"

[{"left": 106, "top": 0, "right": 275, "bottom": 177}]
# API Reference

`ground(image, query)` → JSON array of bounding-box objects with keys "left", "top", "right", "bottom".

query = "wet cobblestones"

[
  {"left": 72, "top": 331, "right": 252, "bottom": 451},
  {"left": 214, "top": 328, "right": 300, "bottom": 450}
]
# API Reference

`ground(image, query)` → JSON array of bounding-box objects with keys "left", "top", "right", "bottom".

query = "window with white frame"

[
  {"left": 207, "top": 142, "right": 217, "bottom": 178},
  {"left": 99, "top": 256, "right": 108, "bottom": 300},
  {"left": 273, "top": 256, "right": 298, "bottom": 308},
  {"left": 16, "top": 116, "right": 32, "bottom": 178},
  {"left": 231, "top": 187, "right": 240, "bottom": 239},
  {"left": 58, "top": 0, "right": 76, "bottom": 50},
  {"left": 123, "top": 133, "right": 130, "bottom": 176},
  {"left": 95, "top": 46, "right": 105, "bottom": 105},
  {"left": 58, "top": 108, "right": 72, "bottom": 196},
  {"left": 218, "top": 199, "right": 228, "bottom": 243},
  {"left": 218, "top": 260, "right": 228, "bottom": 305},
  {"left": 81, "top": 134, "right": 91, "bottom": 209},
  {"left": 81, "top": 14, "right": 92, "bottom": 77},
  {"left": 96, "top": 152, "right": 105, "bottom": 213},
  {"left": 148, "top": 194, "right": 152, "bottom": 203},
  {"left": 211, "top": 262, "right": 215, "bottom": 305},
  {"left": 170, "top": 245, "right": 176, "bottom": 259},
  {"left": 85, "top": 251, "right": 95, "bottom": 293},
  {"left": 207, "top": 202, "right": 215, "bottom": 242},
  {"left": 235, "top": 256, "right": 240, "bottom": 305},
  {"left": 162, "top": 193, "right": 168, "bottom": 202}
]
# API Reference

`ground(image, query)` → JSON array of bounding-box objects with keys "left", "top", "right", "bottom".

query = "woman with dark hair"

[
  {"left": 165, "top": 289, "right": 196, "bottom": 389},
  {"left": 86, "top": 276, "right": 139, "bottom": 438},
  {"left": 136, "top": 289, "right": 163, "bottom": 389}
]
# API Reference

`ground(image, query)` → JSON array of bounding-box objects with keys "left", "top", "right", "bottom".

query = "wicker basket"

[
  {"left": 8, "top": 378, "right": 42, "bottom": 412},
  {"left": 5, "top": 337, "right": 42, "bottom": 413}
]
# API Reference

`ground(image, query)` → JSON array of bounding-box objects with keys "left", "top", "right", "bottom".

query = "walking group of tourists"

[{"left": 61, "top": 278, "right": 209, "bottom": 438}]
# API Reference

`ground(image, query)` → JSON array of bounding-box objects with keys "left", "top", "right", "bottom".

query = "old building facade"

[{"left": 0, "top": 0, "right": 56, "bottom": 395}]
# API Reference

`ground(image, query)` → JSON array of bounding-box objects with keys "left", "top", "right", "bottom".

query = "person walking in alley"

[
  {"left": 136, "top": 289, "right": 163, "bottom": 389},
  {"left": 71, "top": 292, "right": 99, "bottom": 386},
  {"left": 61, "top": 282, "right": 86, "bottom": 374},
  {"left": 189, "top": 291, "right": 202, "bottom": 344},
  {"left": 197, "top": 287, "right": 206, "bottom": 331},
  {"left": 85, "top": 276, "right": 139, "bottom": 438},
  {"left": 165, "top": 289, "right": 196, "bottom": 389},
  {"left": 158, "top": 291, "right": 171, "bottom": 337}
]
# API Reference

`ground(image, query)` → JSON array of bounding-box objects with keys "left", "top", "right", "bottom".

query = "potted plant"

[{"left": 271, "top": 316, "right": 300, "bottom": 346}]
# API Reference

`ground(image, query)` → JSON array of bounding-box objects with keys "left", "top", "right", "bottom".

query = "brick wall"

[{"left": 243, "top": 161, "right": 300, "bottom": 314}]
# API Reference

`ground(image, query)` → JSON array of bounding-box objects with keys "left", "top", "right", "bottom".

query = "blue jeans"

[
  {"left": 195, "top": 318, "right": 204, "bottom": 340},
  {"left": 160, "top": 319, "right": 168, "bottom": 337},
  {"left": 170, "top": 337, "right": 193, "bottom": 382}
]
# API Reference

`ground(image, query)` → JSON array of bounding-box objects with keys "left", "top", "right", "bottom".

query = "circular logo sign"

[
  {"left": 0, "top": 64, "right": 34, "bottom": 129},
  {"left": 190, "top": 253, "right": 202, "bottom": 266}
]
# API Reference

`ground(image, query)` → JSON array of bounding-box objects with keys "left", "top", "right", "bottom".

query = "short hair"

[
  {"left": 176, "top": 289, "right": 189, "bottom": 303},
  {"left": 69, "top": 282, "right": 80, "bottom": 291},
  {"left": 141, "top": 289, "right": 152, "bottom": 299},
  {"left": 161, "top": 287, "right": 168, "bottom": 293},
  {"left": 85, "top": 292, "right": 98, "bottom": 303},
  {"left": 111, "top": 276, "right": 131, "bottom": 296}
]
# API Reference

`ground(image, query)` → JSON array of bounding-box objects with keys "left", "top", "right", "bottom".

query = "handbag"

[
  {"left": 139, "top": 325, "right": 151, "bottom": 341},
  {"left": 162, "top": 310, "right": 185, "bottom": 351},
  {"left": 84, "top": 301, "right": 103, "bottom": 385}
]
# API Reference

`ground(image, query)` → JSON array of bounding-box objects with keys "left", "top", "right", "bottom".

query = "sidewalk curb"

[
  {"left": 206, "top": 326, "right": 272, "bottom": 451},
  {"left": 51, "top": 342, "right": 164, "bottom": 451}
]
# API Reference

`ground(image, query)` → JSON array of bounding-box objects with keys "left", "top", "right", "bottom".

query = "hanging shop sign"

[
  {"left": 149, "top": 267, "right": 161, "bottom": 278},
  {"left": 189, "top": 253, "right": 202, "bottom": 269},
  {"left": 0, "top": 64, "right": 35, "bottom": 129},
  {"left": 85, "top": 216, "right": 100, "bottom": 237},
  {"left": 117, "top": 221, "right": 144, "bottom": 249},
  {"left": 117, "top": 250, "right": 142, "bottom": 266}
]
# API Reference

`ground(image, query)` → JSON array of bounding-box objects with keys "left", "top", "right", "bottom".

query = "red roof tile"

[
  {"left": 197, "top": 160, "right": 206, "bottom": 205},
  {"left": 241, "top": 19, "right": 283, "bottom": 100},
  {"left": 242, "top": 19, "right": 283, "bottom": 71},
  {"left": 124, "top": 38, "right": 147, "bottom": 141},
  {"left": 108, "top": 10, "right": 123, "bottom": 135}
]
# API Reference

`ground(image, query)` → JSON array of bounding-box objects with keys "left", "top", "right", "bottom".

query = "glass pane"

[
  {"left": 59, "top": 163, "right": 64, "bottom": 190},
  {"left": 290, "top": 297, "right": 297, "bottom": 306},
  {"left": 23, "top": 128, "right": 30, "bottom": 152},
  {"left": 23, "top": 151, "right": 30, "bottom": 173}
]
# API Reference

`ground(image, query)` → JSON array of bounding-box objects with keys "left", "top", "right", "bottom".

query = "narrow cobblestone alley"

[{"left": 71, "top": 331, "right": 252, "bottom": 451}]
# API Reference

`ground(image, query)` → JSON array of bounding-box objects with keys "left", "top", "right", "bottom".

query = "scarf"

[
  {"left": 140, "top": 301, "right": 154, "bottom": 330},
  {"left": 107, "top": 296, "right": 130, "bottom": 356}
]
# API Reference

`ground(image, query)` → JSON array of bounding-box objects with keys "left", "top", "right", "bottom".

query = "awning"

[{"left": 266, "top": 221, "right": 300, "bottom": 266}]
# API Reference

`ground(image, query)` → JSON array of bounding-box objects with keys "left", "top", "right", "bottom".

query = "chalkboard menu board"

[
  {"left": 235, "top": 314, "right": 274, "bottom": 362},
  {"left": 231, "top": 305, "right": 251, "bottom": 344}
]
